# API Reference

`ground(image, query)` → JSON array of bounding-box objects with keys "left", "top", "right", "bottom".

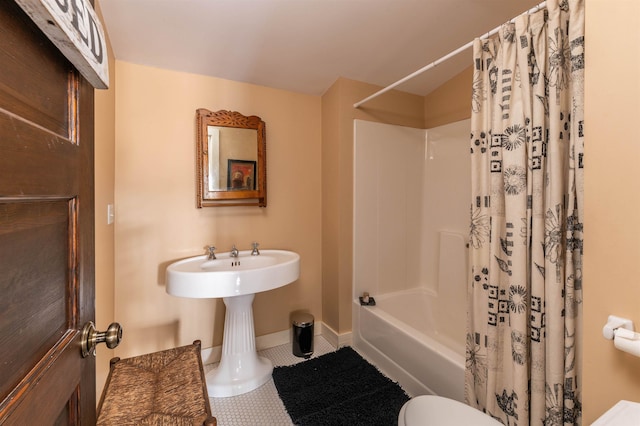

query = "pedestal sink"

[{"left": 166, "top": 249, "right": 300, "bottom": 397}]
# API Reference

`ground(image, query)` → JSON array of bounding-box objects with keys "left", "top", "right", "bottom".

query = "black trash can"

[{"left": 292, "top": 312, "right": 314, "bottom": 358}]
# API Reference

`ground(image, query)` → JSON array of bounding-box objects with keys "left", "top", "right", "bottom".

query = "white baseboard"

[
  {"left": 320, "top": 322, "right": 352, "bottom": 348},
  {"left": 200, "top": 345, "right": 221, "bottom": 365},
  {"left": 200, "top": 321, "right": 340, "bottom": 365}
]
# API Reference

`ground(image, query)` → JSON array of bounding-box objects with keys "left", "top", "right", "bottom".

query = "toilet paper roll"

[{"left": 613, "top": 328, "right": 640, "bottom": 357}]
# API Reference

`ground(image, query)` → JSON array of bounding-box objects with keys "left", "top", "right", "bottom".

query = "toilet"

[{"left": 398, "top": 395, "right": 502, "bottom": 426}]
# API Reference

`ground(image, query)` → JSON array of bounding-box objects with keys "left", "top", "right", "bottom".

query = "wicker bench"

[{"left": 97, "top": 340, "right": 216, "bottom": 426}]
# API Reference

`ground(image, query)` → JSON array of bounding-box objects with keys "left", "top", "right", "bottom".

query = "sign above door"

[{"left": 15, "top": 0, "right": 109, "bottom": 89}]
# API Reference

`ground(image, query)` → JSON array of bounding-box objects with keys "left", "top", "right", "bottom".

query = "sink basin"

[
  {"left": 166, "top": 249, "right": 300, "bottom": 298},
  {"left": 165, "top": 249, "right": 300, "bottom": 397}
]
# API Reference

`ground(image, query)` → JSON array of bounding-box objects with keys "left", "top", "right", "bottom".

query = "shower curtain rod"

[{"left": 353, "top": 1, "right": 546, "bottom": 108}]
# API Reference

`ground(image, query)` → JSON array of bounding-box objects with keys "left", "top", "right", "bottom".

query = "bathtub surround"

[
  {"left": 467, "top": 0, "right": 584, "bottom": 423},
  {"left": 352, "top": 119, "right": 471, "bottom": 397}
]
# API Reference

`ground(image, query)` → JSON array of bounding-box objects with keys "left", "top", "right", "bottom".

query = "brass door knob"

[{"left": 81, "top": 321, "right": 122, "bottom": 357}]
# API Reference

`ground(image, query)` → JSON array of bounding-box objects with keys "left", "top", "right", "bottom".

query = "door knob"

[{"left": 81, "top": 321, "right": 123, "bottom": 358}]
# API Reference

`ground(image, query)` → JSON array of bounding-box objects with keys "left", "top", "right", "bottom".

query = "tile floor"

[{"left": 206, "top": 336, "right": 336, "bottom": 425}]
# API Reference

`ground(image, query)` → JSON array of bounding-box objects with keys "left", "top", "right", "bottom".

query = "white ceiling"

[{"left": 97, "top": 0, "right": 541, "bottom": 97}]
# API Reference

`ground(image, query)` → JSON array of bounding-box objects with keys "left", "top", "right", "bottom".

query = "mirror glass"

[
  {"left": 207, "top": 126, "right": 258, "bottom": 191},
  {"left": 196, "top": 109, "right": 266, "bottom": 207}
]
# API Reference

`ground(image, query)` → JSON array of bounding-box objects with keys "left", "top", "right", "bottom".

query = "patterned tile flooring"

[{"left": 206, "top": 336, "right": 336, "bottom": 425}]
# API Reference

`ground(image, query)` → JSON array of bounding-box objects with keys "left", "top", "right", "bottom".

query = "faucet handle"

[
  {"left": 251, "top": 241, "right": 260, "bottom": 256},
  {"left": 206, "top": 245, "right": 216, "bottom": 260}
]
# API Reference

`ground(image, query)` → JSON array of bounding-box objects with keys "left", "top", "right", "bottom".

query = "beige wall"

[
  {"left": 321, "top": 78, "right": 425, "bottom": 334},
  {"left": 583, "top": 0, "right": 640, "bottom": 422},
  {"left": 94, "top": 2, "right": 116, "bottom": 400},
  {"left": 424, "top": 66, "right": 472, "bottom": 128},
  {"left": 94, "top": 82, "right": 115, "bottom": 398},
  {"left": 320, "top": 81, "right": 340, "bottom": 333},
  {"left": 111, "top": 62, "right": 322, "bottom": 359}
]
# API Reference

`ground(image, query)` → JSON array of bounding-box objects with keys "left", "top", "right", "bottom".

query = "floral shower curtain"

[{"left": 465, "top": 0, "right": 584, "bottom": 424}]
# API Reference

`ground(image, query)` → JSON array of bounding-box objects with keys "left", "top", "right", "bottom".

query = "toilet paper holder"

[
  {"left": 602, "top": 315, "right": 635, "bottom": 340},
  {"left": 603, "top": 316, "right": 640, "bottom": 358}
]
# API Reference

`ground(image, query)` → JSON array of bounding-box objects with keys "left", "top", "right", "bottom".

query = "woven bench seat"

[{"left": 97, "top": 340, "right": 216, "bottom": 426}]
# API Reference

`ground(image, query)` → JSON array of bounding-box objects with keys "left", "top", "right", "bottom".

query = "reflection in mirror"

[
  {"left": 196, "top": 109, "right": 266, "bottom": 207},
  {"left": 207, "top": 126, "right": 220, "bottom": 191},
  {"left": 207, "top": 127, "right": 257, "bottom": 191}
]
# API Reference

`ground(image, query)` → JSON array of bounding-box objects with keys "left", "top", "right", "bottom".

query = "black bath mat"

[{"left": 272, "top": 346, "right": 409, "bottom": 426}]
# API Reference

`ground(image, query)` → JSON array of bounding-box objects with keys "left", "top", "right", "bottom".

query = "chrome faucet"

[
  {"left": 251, "top": 242, "right": 260, "bottom": 256},
  {"left": 230, "top": 244, "right": 239, "bottom": 257},
  {"left": 206, "top": 245, "right": 216, "bottom": 260}
]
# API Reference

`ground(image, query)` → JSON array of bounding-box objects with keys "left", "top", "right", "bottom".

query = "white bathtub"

[{"left": 352, "top": 287, "right": 466, "bottom": 402}]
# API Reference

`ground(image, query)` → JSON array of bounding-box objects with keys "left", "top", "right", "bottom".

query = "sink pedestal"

[{"left": 207, "top": 293, "right": 273, "bottom": 397}]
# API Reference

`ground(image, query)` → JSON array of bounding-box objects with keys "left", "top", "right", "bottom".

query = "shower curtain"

[{"left": 465, "top": 0, "right": 584, "bottom": 424}]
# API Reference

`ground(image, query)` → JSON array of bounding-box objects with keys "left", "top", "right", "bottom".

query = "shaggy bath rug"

[{"left": 272, "top": 346, "right": 409, "bottom": 426}]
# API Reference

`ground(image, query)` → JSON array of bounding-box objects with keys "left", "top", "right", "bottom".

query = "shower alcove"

[{"left": 352, "top": 118, "right": 471, "bottom": 398}]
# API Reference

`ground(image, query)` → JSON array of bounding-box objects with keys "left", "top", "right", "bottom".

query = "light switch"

[{"left": 107, "top": 204, "right": 114, "bottom": 225}]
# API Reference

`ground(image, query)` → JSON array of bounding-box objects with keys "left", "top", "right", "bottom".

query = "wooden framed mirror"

[{"left": 196, "top": 109, "right": 267, "bottom": 207}]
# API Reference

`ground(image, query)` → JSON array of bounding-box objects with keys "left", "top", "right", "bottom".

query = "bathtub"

[{"left": 352, "top": 287, "right": 466, "bottom": 402}]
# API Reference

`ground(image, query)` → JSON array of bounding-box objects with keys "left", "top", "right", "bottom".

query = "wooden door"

[{"left": 0, "top": 1, "right": 96, "bottom": 424}]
